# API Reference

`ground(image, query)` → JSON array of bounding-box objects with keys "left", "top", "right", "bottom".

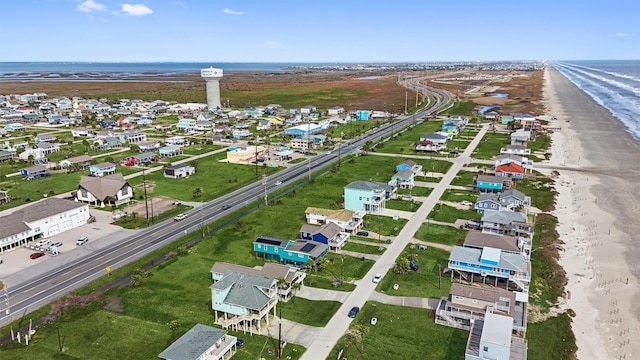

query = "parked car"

[
  {"left": 236, "top": 339, "right": 244, "bottom": 348},
  {"left": 460, "top": 200, "right": 474, "bottom": 206},
  {"left": 370, "top": 317, "right": 378, "bottom": 326},
  {"left": 30, "top": 252, "right": 45, "bottom": 260},
  {"left": 76, "top": 236, "right": 89, "bottom": 245},
  {"left": 373, "top": 273, "right": 382, "bottom": 283},
  {"left": 35, "top": 239, "right": 50, "bottom": 247},
  {"left": 174, "top": 213, "right": 187, "bottom": 221},
  {"left": 409, "top": 261, "right": 419, "bottom": 272},
  {"left": 221, "top": 204, "right": 231, "bottom": 210},
  {"left": 356, "top": 231, "right": 369, "bottom": 237},
  {"left": 348, "top": 306, "right": 360, "bottom": 318},
  {"left": 50, "top": 242, "right": 63, "bottom": 247}
]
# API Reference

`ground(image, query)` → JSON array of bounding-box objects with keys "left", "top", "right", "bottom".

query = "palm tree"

[
  {"left": 291, "top": 281, "right": 302, "bottom": 296},
  {"left": 352, "top": 325, "right": 370, "bottom": 354}
]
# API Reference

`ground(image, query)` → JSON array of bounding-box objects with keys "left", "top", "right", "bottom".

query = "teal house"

[
  {"left": 344, "top": 180, "right": 394, "bottom": 214},
  {"left": 253, "top": 235, "right": 329, "bottom": 266},
  {"left": 474, "top": 174, "right": 511, "bottom": 193}
]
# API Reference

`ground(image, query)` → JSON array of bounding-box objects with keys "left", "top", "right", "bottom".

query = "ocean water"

[
  {"left": 552, "top": 60, "right": 640, "bottom": 140},
  {"left": 0, "top": 62, "right": 329, "bottom": 80}
]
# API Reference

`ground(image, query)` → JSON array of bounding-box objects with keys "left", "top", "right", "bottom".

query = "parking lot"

[{"left": 0, "top": 207, "right": 138, "bottom": 288}]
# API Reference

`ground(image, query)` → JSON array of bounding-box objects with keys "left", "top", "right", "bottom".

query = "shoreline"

[{"left": 542, "top": 66, "right": 640, "bottom": 359}]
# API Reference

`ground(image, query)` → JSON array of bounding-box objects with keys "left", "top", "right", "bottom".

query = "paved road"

[{"left": 300, "top": 124, "right": 489, "bottom": 360}]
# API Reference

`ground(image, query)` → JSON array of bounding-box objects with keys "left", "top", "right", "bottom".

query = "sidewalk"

[{"left": 296, "top": 286, "right": 351, "bottom": 303}]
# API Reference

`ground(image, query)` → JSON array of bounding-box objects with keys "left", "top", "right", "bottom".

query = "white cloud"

[
  {"left": 615, "top": 32, "right": 630, "bottom": 37},
  {"left": 121, "top": 4, "right": 153, "bottom": 16},
  {"left": 223, "top": 8, "right": 243, "bottom": 15},
  {"left": 77, "top": 0, "right": 106, "bottom": 13}
]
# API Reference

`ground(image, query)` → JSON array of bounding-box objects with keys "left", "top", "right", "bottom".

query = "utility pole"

[
  {"left": 262, "top": 174, "right": 268, "bottom": 206},
  {"left": 142, "top": 168, "right": 149, "bottom": 220},
  {"left": 255, "top": 137, "right": 259, "bottom": 177},
  {"left": 307, "top": 120, "right": 311, "bottom": 181},
  {"left": 405, "top": 91, "right": 408, "bottom": 114},
  {"left": 278, "top": 307, "right": 283, "bottom": 358}
]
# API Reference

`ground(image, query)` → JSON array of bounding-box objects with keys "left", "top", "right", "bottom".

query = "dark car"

[
  {"left": 356, "top": 231, "right": 369, "bottom": 237},
  {"left": 236, "top": 339, "right": 244, "bottom": 348},
  {"left": 409, "top": 261, "right": 419, "bottom": 272},
  {"left": 348, "top": 306, "right": 360, "bottom": 318},
  {"left": 221, "top": 204, "right": 232, "bottom": 210},
  {"left": 30, "top": 252, "right": 45, "bottom": 260}
]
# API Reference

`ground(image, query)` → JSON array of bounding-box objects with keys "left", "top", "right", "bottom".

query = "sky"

[{"left": 0, "top": 0, "right": 638, "bottom": 62}]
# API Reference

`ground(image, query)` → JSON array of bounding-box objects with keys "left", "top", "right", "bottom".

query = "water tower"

[{"left": 200, "top": 67, "right": 223, "bottom": 110}]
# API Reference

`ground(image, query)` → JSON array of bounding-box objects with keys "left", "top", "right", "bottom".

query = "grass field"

[
  {"left": 328, "top": 302, "right": 468, "bottom": 360},
  {"left": 472, "top": 132, "right": 510, "bottom": 159},
  {"left": 342, "top": 241, "right": 386, "bottom": 255},
  {"left": 376, "top": 246, "right": 452, "bottom": 299},
  {"left": 280, "top": 297, "right": 342, "bottom": 327},
  {"left": 414, "top": 223, "right": 467, "bottom": 246},
  {"left": 427, "top": 203, "right": 479, "bottom": 223}
]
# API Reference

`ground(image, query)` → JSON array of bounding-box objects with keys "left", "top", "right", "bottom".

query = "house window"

[
  {"left": 256, "top": 244, "right": 262, "bottom": 249},
  {"left": 274, "top": 248, "right": 278, "bottom": 253},
  {"left": 491, "top": 204, "right": 497, "bottom": 209},
  {"left": 359, "top": 197, "right": 362, "bottom": 200},
  {"left": 483, "top": 346, "right": 489, "bottom": 352}
]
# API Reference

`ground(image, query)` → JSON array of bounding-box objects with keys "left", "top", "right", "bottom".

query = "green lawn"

[
  {"left": 397, "top": 185, "right": 433, "bottom": 197},
  {"left": 384, "top": 198, "right": 422, "bottom": 212},
  {"left": 328, "top": 302, "right": 468, "bottom": 360},
  {"left": 362, "top": 214, "right": 408, "bottom": 237},
  {"left": 439, "top": 188, "right": 477, "bottom": 203},
  {"left": 376, "top": 246, "right": 452, "bottom": 299},
  {"left": 280, "top": 297, "right": 342, "bottom": 327},
  {"left": 305, "top": 275, "right": 357, "bottom": 291},
  {"left": 427, "top": 204, "right": 478, "bottom": 223},
  {"left": 514, "top": 174, "right": 557, "bottom": 212},
  {"left": 472, "top": 132, "right": 510, "bottom": 160},
  {"left": 414, "top": 223, "right": 467, "bottom": 246},
  {"left": 449, "top": 170, "right": 476, "bottom": 187},
  {"left": 367, "top": 119, "right": 442, "bottom": 155},
  {"left": 342, "top": 241, "right": 386, "bottom": 255}
]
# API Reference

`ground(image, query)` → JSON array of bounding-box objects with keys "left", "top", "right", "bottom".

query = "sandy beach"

[{"left": 542, "top": 67, "right": 640, "bottom": 359}]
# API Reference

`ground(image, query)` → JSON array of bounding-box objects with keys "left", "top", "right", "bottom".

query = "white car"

[
  {"left": 174, "top": 213, "right": 187, "bottom": 221},
  {"left": 373, "top": 273, "right": 382, "bottom": 283},
  {"left": 460, "top": 201, "right": 474, "bottom": 206},
  {"left": 76, "top": 236, "right": 89, "bottom": 246},
  {"left": 36, "top": 239, "right": 51, "bottom": 247},
  {"left": 274, "top": 181, "right": 283, "bottom": 186}
]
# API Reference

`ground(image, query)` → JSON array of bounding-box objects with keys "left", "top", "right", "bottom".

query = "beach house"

[
  {"left": 474, "top": 174, "right": 512, "bottom": 193},
  {"left": 495, "top": 162, "right": 526, "bottom": 180},
  {"left": 480, "top": 210, "right": 533, "bottom": 238},
  {"left": 21, "top": 165, "right": 49, "bottom": 180},
  {"left": 253, "top": 235, "right": 329, "bottom": 266},
  {"left": 158, "top": 324, "right": 237, "bottom": 360},
  {"left": 464, "top": 310, "right": 528, "bottom": 360},
  {"left": 88, "top": 162, "right": 116, "bottom": 177},
  {"left": 305, "top": 207, "right": 365, "bottom": 233},
  {"left": 210, "top": 270, "right": 278, "bottom": 333},
  {"left": 435, "top": 283, "right": 527, "bottom": 337},
  {"left": 299, "top": 222, "right": 350, "bottom": 250},
  {"left": 396, "top": 160, "right": 423, "bottom": 175},
  {"left": 447, "top": 245, "right": 531, "bottom": 292},
  {"left": 344, "top": 180, "right": 395, "bottom": 214},
  {"left": 211, "top": 262, "right": 305, "bottom": 302}
]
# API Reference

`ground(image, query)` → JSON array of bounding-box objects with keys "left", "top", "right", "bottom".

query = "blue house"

[
  {"left": 89, "top": 162, "right": 116, "bottom": 177},
  {"left": 474, "top": 174, "right": 511, "bottom": 193},
  {"left": 253, "top": 235, "right": 329, "bottom": 266},
  {"left": 442, "top": 120, "right": 458, "bottom": 134},
  {"left": 356, "top": 110, "right": 370, "bottom": 121},
  {"left": 396, "top": 160, "right": 423, "bottom": 175},
  {"left": 448, "top": 245, "right": 530, "bottom": 292},
  {"left": 21, "top": 165, "right": 49, "bottom": 180},
  {"left": 299, "top": 222, "right": 349, "bottom": 250},
  {"left": 99, "top": 119, "right": 117, "bottom": 128},
  {"left": 389, "top": 169, "right": 414, "bottom": 189},
  {"left": 284, "top": 123, "right": 323, "bottom": 137},
  {"left": 344, "top": 181, "right": 394, "bottom": 214},
  {"left": 475, "top": 193, "right": 503, "bottom": 214},
  {"left": 176, "top": 118, "right": 196, "bottom": 132}
]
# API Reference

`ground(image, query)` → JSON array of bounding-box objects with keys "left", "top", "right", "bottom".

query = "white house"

[
  {"left": 76, "top": 173, "right": 133, "bottom": 207},
  {"left": 163, "top": 163, "right": 196, "bottom": 179}
]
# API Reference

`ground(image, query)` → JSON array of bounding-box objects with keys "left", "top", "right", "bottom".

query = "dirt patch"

[
  {"left": 103, "top": 296, "right": 124, "bottom": 313},
  {"left": 46, "top": 293, "right": 101, "bottom": 321},
  {"left": 126, "top": 196, "right": 180, "bottom": 217}
]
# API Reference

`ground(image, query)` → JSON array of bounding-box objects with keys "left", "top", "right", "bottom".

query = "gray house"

[{"left": 158, "top": 324, "right": 237, "bottom": 360}]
